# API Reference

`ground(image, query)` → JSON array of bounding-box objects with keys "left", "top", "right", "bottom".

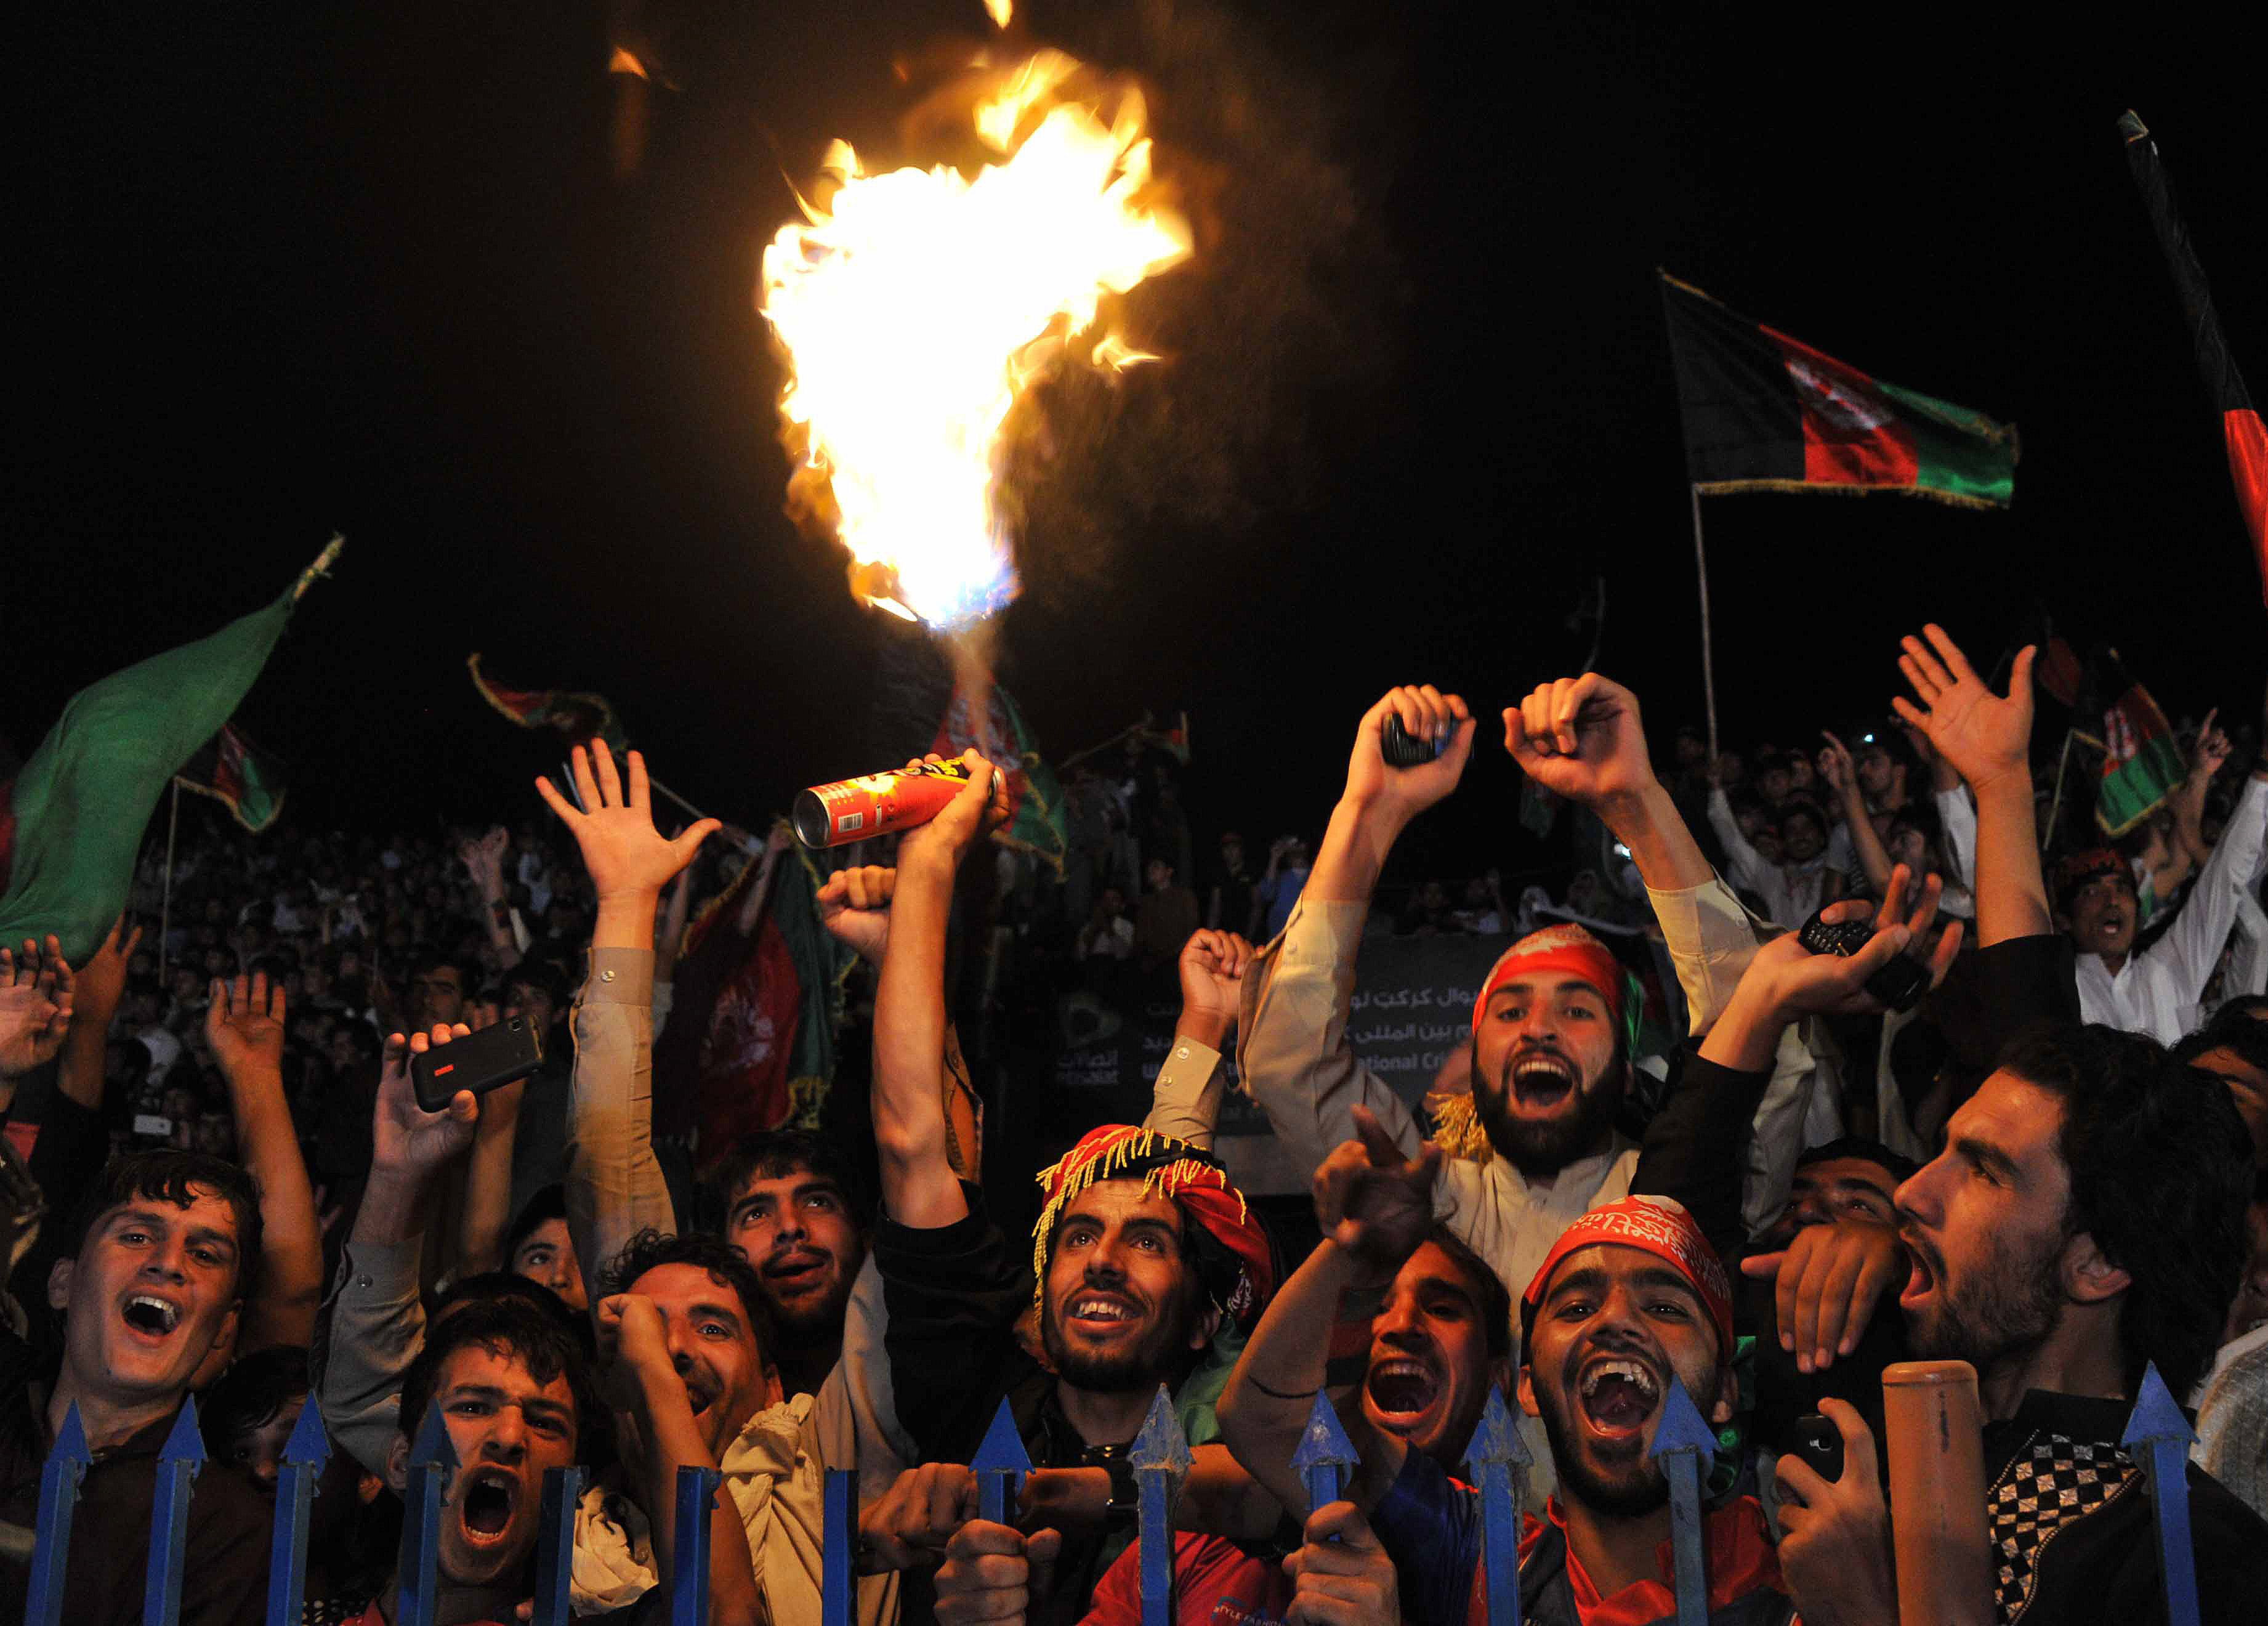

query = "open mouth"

[
  {"left": 763, "top": 1250, "right": 829, "bottom": 1293},
  {"left": 1899, "top": 1234, "right": 1939, "bottom": 1311},
  {"left": 121, "top": 1294, "right": 182, "bottom": 1339},
  {"left": 1065, "top": 1292, "right": 1141, "bottom": 1337},
  {"left": 1576, "top": 1356, "right": 1661, "bottom": 1440},
  {"left": 1509, "top": 1056, "right": 1576, "bottom": 1111},
  {"left": 458, "top": 1469, "right": 519, "bottom": 1545},
  {"left": 1365, "top": 1357, "right": 1440, "bottom": 1431}
]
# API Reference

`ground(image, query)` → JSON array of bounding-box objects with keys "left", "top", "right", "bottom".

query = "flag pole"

[
  {"left": 2045, "top": 727, "right": 2078, "bottom": 847},
  {"left": 1689, "top": 485, "right": 1721, "bottom": 763},
  {"left": 158, "top": 779, "right": 180, "bottom": 985}
]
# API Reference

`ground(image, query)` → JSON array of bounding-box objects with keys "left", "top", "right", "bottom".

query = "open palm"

[
  {"left": 0, "top": 937, "right": 74, "bottom": 1078},
  {"left": 536, "top": 740, "right": 719, "bottom": 902},
  {"left": 1891, "top": 624, "right": 2034, "bottom": 793}
]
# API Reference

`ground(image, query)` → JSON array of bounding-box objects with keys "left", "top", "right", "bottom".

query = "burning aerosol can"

[{"left": 794, "top": 758, "right": 974, "bottom": 849}]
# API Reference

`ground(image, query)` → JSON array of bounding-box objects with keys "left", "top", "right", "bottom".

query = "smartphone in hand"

[{"left": 411, "top": 1018, "right": 544, "bottom": 1114}]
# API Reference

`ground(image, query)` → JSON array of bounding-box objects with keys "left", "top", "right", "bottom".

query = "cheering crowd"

[{"left": 1, "top": 623, "right": 2266, "bottom": 1626}]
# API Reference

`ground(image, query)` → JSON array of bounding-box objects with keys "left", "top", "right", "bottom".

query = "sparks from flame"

[{"left": 758, "top": 49, "right": 1190, "bottom": 628}]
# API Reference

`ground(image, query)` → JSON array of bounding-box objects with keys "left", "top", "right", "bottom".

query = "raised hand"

[
  {"left": 72, "top": 915, "right": 143, "bottom": 1032},
  {"left": 895, "top": 753, "right": 1006, "bottom": 877},
  {"left": 2190, "top": 708, "right": 2232, "bottom": 782},
  {"left": 1312, "top": 1104, "right": 1440, "bottom": 1284},
  {"left": 1817, "top": 732, "right": 1858, "bottom": 799},
  {"left": 206, "top": 971, "right": 288, "bottom": 1077},
  {"left": 595, "top": 1292, "right": 676, "bottom": 1412},
  {"left": 535, "top": 741, "right": 720, "bottom": 905},
  {"left": 1891, "top": 624, "right": 2035, "bottom": 795},
  {"left": 1177, "top": 929, "right": 1253, "bottom": 1046},
  {"left": 0, "top": 936, "right": 75, "bottom": 1079},
  {"left": 1743, "top": 865, "right": 1963, "bottom": 1021},
  {"left": 1503, "top": 674, "right": 1659, "bottom": 809},
  {"left": 370, "top": 1024, "right": 480, "bottom": 1176},
  {"left": 1344, "top": 686, "right": 1475, "bottom": 823},
  {"left": 458, "top": 824, "right": 509, "bottom": 888},
  {"left": 817, "top": 865, "right": 897, "bottom": 966}
]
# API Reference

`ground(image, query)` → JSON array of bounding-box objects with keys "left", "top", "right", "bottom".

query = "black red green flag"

[
  {"left": 467, "top": 653, "right": 629, "bottom": 754},
  {"left": 174, "top": 722, "right": 284, "bottom": 833},
  {"left": 2118, "top": 113, "right": 2268, "bottom": 608},
  {"left": 2072, "top": 650, "right": 2185, "bottom": 838},
  {"left": 1660, "top": 272, "right": 2019, "bottom": 509}
]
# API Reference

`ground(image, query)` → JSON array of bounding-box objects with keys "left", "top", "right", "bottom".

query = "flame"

[
  {"left": 985, "top": 0, "right": 1014, "bottom": 27},
  {"left": 759, "top": 50, "right": 1190, "bottom": 628},
  {"left": 607, "top": 46, "right": 650, "bottom": 79}
]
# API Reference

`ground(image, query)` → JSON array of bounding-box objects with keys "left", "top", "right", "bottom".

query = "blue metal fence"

[{"left": 20, "top": 1368, "right": 2209, "bottom": 1626}]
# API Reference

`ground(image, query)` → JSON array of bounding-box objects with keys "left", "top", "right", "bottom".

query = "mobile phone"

[
  {"left": 133, "top": 1114, "right": 172, "bottom": 1139},
  {"left": 411, "top": 1019, "right": 544, "bottom": 1113},
  {"left": 1798, "top": 908, "right": 1929, "bottom": 1013},
  {"left": 1790, "top": 1414, "right": 1844, "bottom": 1484},
  {"left": 1381, "top": 713, "right": 1447, "bottom": 768}
]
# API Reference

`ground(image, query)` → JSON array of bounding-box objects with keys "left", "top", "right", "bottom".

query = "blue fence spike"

[
  {"left": 264, "top": 1397, "right": 333, "bottom": 1626},
  {"left": 1645, "top": 1375, "right": 1714, "bottom": 1626},
  {"left": 25, "top": 1401, "right": 91, "bottom": 1626},
  {"left": 971, "top": 1397, "right": 1033, "bottom": 1526},
  {"left": 819, "top": 1468, "right": 857, "bottom": 1626},
  {"left": 1289, "top": 1391, "right": 1357, "bottom": 1516},
  {"left": 1130, "top": 1386, "right": 1190, "bottom": 1626},
  {"left": 532, "top": 1463, "right": 587, "bottom": 1626},
  {"left": 2121, "top": 1362, "right": 2201, "bottom": 1626},
  {"left": 142, "top": 1395, "right": 208, "bottom": 1626},
  {"left": 1463, "top": 1389, "right": 1528, "bottom": 1626},
  {"left": 671, "top": 1463, "right": 724, "bottom": 1626},
  {"left": 395, "top": 1402, "right": 459, "bottom": 1626}
]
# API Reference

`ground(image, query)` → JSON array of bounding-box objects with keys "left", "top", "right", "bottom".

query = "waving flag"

[
  {"left": 0, "top": 539, "right": 339, "bottom": 961},
  {"left": 174, "top": 723, "right": 285, "bottom": 833},
  {"left": 467, "top": 653, "right": 629, "bottom": 754},
  {"left": 1660, "top": 272, "right": 2019, "bottom": 509},
  {"left": 2119, "top": 113, "right": 2268, "bottom": 607}
]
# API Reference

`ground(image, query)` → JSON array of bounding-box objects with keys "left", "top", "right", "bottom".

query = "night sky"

[{"left": 15, "top": 4, "right": 2264, "bottom": 886}]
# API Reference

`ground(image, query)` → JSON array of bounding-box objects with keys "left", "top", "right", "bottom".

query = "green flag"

[{"left": 0, "top": 540, "right": 339, "bottom": 961}]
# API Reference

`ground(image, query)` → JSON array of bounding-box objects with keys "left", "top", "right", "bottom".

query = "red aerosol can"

[{"left": 794, "top": 758, "right": 974, "bottom": 849}]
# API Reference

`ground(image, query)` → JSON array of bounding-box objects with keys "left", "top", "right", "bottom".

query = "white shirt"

[
  {"left": 1707, "top": 788, "right": 1830, "bottom": 927},
  {"left": 2076, "top": 777, "right": 2268, "bottom": 1045}
]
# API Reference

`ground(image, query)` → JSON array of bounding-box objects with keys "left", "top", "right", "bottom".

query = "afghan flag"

[
  {"left": 652, "top": 827, "right": 851, "bottom": 1165},
  {"left": 174, "top": 722, "right": 285, "bottom": 833},
  {"left": 2119, "top": 113, "right": 2268, "bottom": 607},
  {"left": 467, "top": 653, "right": 629, "bottom": 754},
  {"left": 2080, "top": 653, "right": 2186, "bottom": 837},
  {"left": 0, "top": 538, "right": 340, "bottom": 962},
  {"left": 1660, "top": 272, "right": 2019, "bottom": 509}
]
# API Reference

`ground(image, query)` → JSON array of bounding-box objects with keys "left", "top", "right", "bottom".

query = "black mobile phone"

[
  {"left": 1790, "top": 1413, "right": 1844, "bottom": 1485},
  {"left": 1381, "top": 713, "right": 1447, "bottom": 767},
  {"left": 411, "top": 1018, "right": 544, "bottom": 1113},
  {"left": 1797, "top": 907, "right": 1929, "bottom": 1012}
]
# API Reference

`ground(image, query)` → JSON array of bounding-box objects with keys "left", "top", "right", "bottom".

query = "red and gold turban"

[{"left": 1033, "top": 1125, "right": 1275, "bottom": 1332}]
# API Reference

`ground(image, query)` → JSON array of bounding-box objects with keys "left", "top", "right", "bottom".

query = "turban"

[
  {"left": 1520, "top": 1195, "right": 1735, "bottom": 1360},
  {"left": 1473, "top": 923, "right": 1628, "bottom": 1036},
  {"left": 1033, "top": 1125, "right": 1275, "bottom": 1333}
]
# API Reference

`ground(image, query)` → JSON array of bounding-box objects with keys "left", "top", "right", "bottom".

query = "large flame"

[{"left": 759, "top": 49, "right": 1190, "bottom": 628}]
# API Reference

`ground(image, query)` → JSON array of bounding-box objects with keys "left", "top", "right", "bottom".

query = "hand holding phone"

[{"left": 410, "top": 1016, "right": 544, "bottom": 1114}]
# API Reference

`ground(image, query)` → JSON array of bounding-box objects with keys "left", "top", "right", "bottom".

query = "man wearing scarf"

[{"left": 867, "top": 755, "right": 1280, "bottom": 1625}]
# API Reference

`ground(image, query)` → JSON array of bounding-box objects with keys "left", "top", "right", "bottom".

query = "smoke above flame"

[{"left": 757, "top": 46, "right": 1191, "bottom": 628}]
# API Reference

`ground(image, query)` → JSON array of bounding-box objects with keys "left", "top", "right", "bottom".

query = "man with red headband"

[
  {"left": 864, "top": 756, "right": 1281, "bottom": 1625},
  {"left": 1222, "top": 1115, "right": 1798, "bottom": 1626}
]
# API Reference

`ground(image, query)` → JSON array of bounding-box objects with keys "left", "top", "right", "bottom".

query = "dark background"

[{"left": 13, "top": 3, "right": 2262, "bottom": 882}]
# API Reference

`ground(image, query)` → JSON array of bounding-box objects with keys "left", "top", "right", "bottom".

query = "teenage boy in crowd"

[
  {"left": 0, "top": 1151, "right": 272, "bottom": 1626},
  {"left": 306, "top": 1297, "right": 601, "bottom": 1626}
]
